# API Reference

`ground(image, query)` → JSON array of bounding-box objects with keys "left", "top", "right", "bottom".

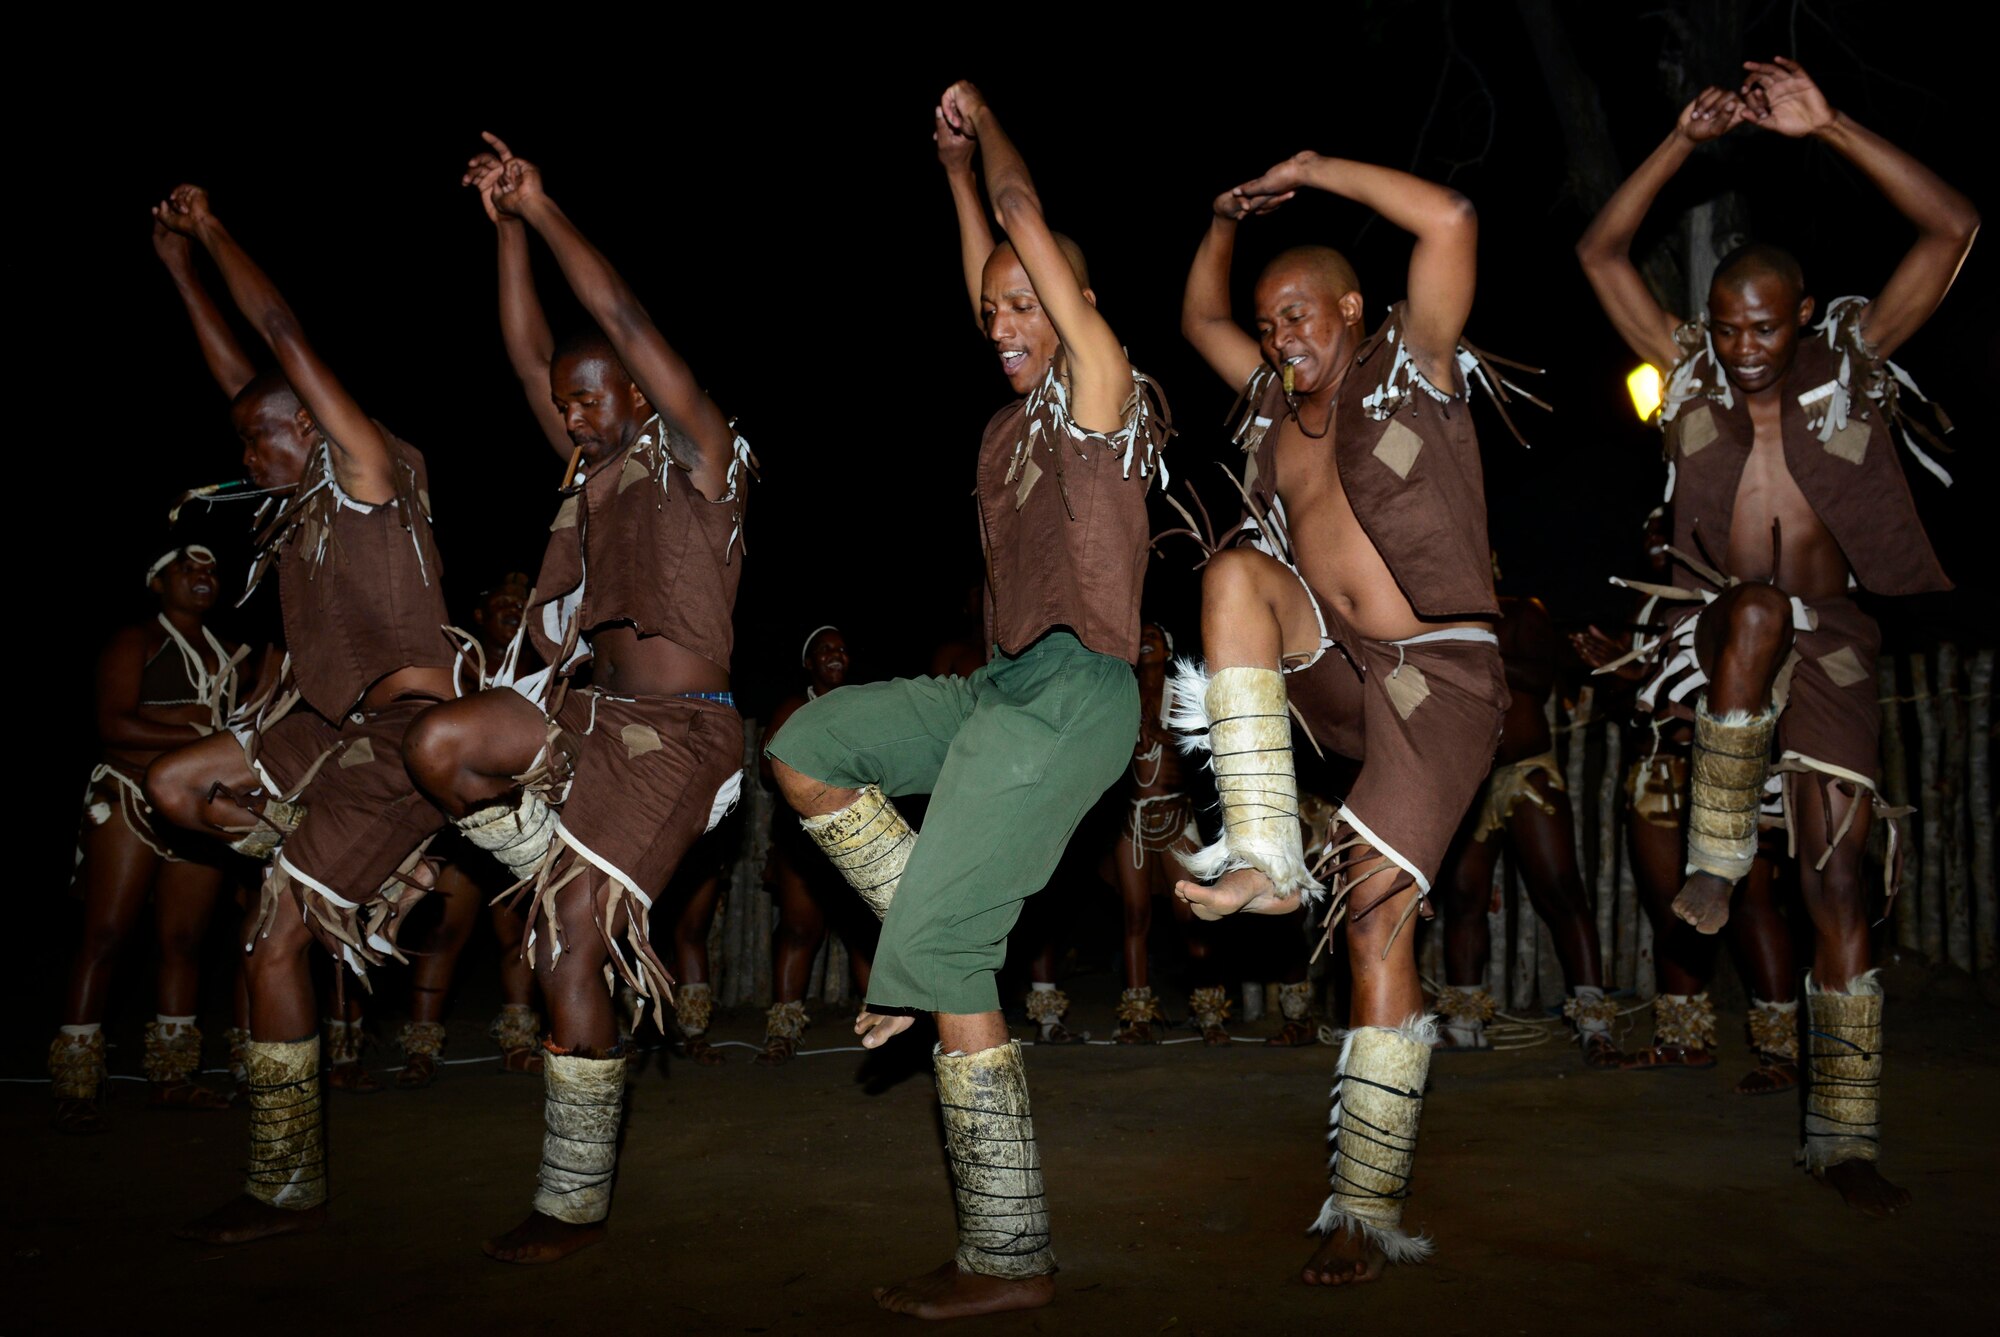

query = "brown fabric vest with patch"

[
  {"left": 1242, "top": 305, "right": 1498, "bottom": 621},
  {"left": 528, "top": 425, "right": 745, "bottom": 674},
  {"left": 1664, "top": 334, "right": 1949, "bottom": 596},
  {"left": 267, "top": 432, "right": 449, "bottom": 718},
  {"left": 974, "top": 373, "right": 1166, "bottom": 667}
]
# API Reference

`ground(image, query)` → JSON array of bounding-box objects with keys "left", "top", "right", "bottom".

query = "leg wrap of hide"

[
  {"left": 229, "top": 798, "right": 305, "bottom": 861},
  {"left": 1653, "top": 992, "right": 1717, "bottom": 1050},
  {"left": 323, "top": 1018, "right": 366, "bottom": 1067},
  {"left": 1314, "top": 1015, "right": 1437, "bottom": 1264},
  {"left": 800, "top": 784, "right": 915, "bottom": 919},
  {"left": 674, "top": 982, "right": 715, "bottom": 1039},
  {"left": 398, "top": 1021, "right": 447, "bottom": 1058},
  {"left": 1747, "top": 996, "right": 1799, "bottom": 1060},
  {"left": 243, "top": 1037, "right": 326, "bottom": 1210},
  {"left": 764, "top": 999, "right": 809, "bottom": 1042},
  {"left": 457, "top": 790, "right": 557, "bottom": 879},
  {"left": 47, "top": 1031, "right": 106, "bottom": 1101},
  {"left": 1022, "top": 987, "right": 1070, "bottom": 1028},
  {"left": 1115, "top": 987, "right": 1164, "bottom": 1026},
  {"left": 1800, "top": 971, "right": 1882, "bottom": 1170},
  {"left": 1277, "top": 980, "right": 1315, "bottom": 1023},
  {"left": 1169, "top": 664, "right": 1320, "bottom": 901},
  {"left": 143, "top": 1020, "right": 204, "bottom": 1083},
  {"left": 532, "top": 1051, "right": 626, "bottom": 1225},
  {"left": 1188, "top": 985, "right": 1232, "bottom": 1031},
  {"left": 1562, "top": 986, "right": 1618, "bottom": 1040},
  {"left": 489, "top": 1005, "right": 541, "bottom": 1053},
  {"left": 936, "top": 1041, "right": 1056, "bottom": 1279},
  {"left": 1684, "top": 700, "right": 1775, "bottom": 882},
  {"left": 225, "top": 1027, "right": 252, "bottom": 1086},
  {"left": 1435, "top": 985, "right": 1495, "bottom": 1047}
]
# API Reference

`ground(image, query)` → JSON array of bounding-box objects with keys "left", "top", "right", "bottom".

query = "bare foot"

[
  {"left": 499, "top": 1046, "right": 544, "bottom": 1074},
  {"left": 150, "top": 1079, "right": 235, "bottom": 1109},
  {"left": 679, "top": 1037, "right": 728, "bottom": 1067},
  {"left": 1175, "top": 867, "right": 1300, "bottom": 922},
  {"left": 1301, "top": 1225, "right": 1385, "bottom": 1287},
  {"left": 175, "top": 1194, "right": 326, "bottom": 1245},
  {"left": 1816, "top": 1161, "right": 1911, "bottom": 1217},
  {"left": 1266, "top": 1019, "right": 1319, "bottom": 1048},
  {"left": 856, "top": 1010, "right": 915, "bottom": 1050},
  {"left": 326, "top": 1061, "right": 382, "bottom": 1094},
  {"left": 393, "top": 1054, "right": 438, "bottom": 1090},
  {"left": 52, "top": 1097, "right": 107, "bottom": 1135},
  {"left": 482, "top": 1211, "right": 606, "bottom": 1263},
  {"left": 873, "top": 1260, "right": 1055, "bottom": 1319},
  {"left": 1620, "top": 1043, "right": 1717, "bottom": 1071},
  {"left": 1671, "top": 871, "right": 1734, "bottom": 934},
  {"left": 1579, "top": 1033, "right": 1627, "bottom": 1071},
  {"left": 1733, "top": 1058, "right": 1798, "bottom": 1095}
]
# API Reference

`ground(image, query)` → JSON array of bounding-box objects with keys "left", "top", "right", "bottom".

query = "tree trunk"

[
  {"left": 1879, "top": 660, "right": 1918, "bottom": 950},
  {"left": 1940, "top": 645, "right": 1972, "bottom": 972},
  {"left": 1969, "top": 649, "right": 1995, "bottom": 974},
  {"left": 1912, "top": 654, "right": 1945, "bottom": 962}
]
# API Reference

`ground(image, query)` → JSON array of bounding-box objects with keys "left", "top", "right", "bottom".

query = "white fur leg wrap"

[
  {"left": 458, "top": 790, "right": 557, "bottom": 877},
  {"left": 800, "top": 784, "right": 914, "bottom": 920},
  {"left": 533, "top": 1051, "right": 626, "bottom": 1224},
  {"left": 1685, "top": 700, "right": 1775, "bottom": 882},
  {"left": 1170, "top": 664, "right": 1320, "bottom": 900},
  {"left": 244, "top": 1037, "right": 326, "bottom": 1210},
  {"left": 1314, "top": 1014, "right": 1437, "bottom": 1264},
  {"left": 936, "top": 1041, "right": 1056, "bottom": 1279},
  {"left": 1800, "top": 971, "right": 1882, "bottom": 1170}
]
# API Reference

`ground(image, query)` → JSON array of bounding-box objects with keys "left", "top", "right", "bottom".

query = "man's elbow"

[
  {"left": 259, "top": 310, "right": 306, "bottom": 351},
  {"left": 992, "top": 185, "right": 1044, "bottom": 228},
  {"left": 1432, "top": 191, "right": 1476, "bottom": 238},
  {"left": 1942, "top": 206, "right": 1981, "bottom": 249}
]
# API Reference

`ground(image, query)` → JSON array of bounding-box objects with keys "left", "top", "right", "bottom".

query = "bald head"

[
  {"left": 230, "top": 370, "right": 302, "bottom": 419},
  {"left": 1710, "top": 242, "right": 1806, "bottom": 310},
  {"left": 1261, "top": 246, "right": 1361, "bottom": 306},
  {"left": 551, "top": 328, "right": 634, "bottom": 388},
  {"left": 989, "top": 233, "right": 1091, "bottom": 291}
]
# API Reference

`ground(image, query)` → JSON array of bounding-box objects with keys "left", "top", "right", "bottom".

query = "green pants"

[{"left": 766, "top": 632, "right": 1137, "bottom": 1014}]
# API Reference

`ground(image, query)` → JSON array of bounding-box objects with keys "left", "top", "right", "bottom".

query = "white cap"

[
  {"left": 145, "top": 544, "right": 217, "bottom": 587},
  {"left": 801, "top": 625, "right": 840, "bottom": 668}
]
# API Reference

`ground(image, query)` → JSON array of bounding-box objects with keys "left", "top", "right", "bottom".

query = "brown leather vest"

[
  {"left": 975, "top": 364, "right": 1171, "bottom": 666},
  {"left": 528, "top": 419, "right": 751, "bottom": 675},
  {"left": 1235, "top": 304, "right": 1499, "bottom": 620},
  {"left": 251, "top": 430, "right": 450, "bottom": 719},
  {"left": 1661, "top": 300, "right": 1949, "bottom": 596}
]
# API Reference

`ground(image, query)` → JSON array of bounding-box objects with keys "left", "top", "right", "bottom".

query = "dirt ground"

[{"left": 6, "top": 956, "right": 1995, "bottom": 1336}]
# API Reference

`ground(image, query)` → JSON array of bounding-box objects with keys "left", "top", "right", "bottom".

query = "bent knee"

[
  {"left": 1718, "top": 583, "right": 1795, "bottom": 651},
  {"left": 142, "top": 755, "right": 198, "bottom": 826},
  {"left": 1203, "top": 547, "right": 1279, "bottom": 603},
  {"left": 401, "top": 707, "right": 470, "bottom": 794}
]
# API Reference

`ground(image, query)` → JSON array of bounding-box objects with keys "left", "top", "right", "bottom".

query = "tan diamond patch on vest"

[
  {"left": 338, "top": 737, "right": 375, "bottom": 768},
  {"left": 618, "top": 456, "right": 651, "bottom": 493},
  {"left": 1817, "top": 646, "right": 1870, "bottom": 689},
  {"left": 1824, "top": 419, "right": 1870, "bottom": 465},
  {"left": 1373, "top": 420, "right": 1423, "bottom": 480},
  {"left": 621, "top": 724, "right": 664, "bottom": 759},
  {"left": 1677, "top": 405, "right": 1718, "bottom": 457},
  {"left": 1382, "top": 663, "right": 1430, "bottom": 720},
  {"left": 1015, "top": 454, "right": 1043, "bottom": 508},
  {"left": 550, "top": 495, "right": 579, "bottom": 531}
]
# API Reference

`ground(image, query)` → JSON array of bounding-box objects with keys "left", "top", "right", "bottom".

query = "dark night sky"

[{"left": 37, "top": 7, "right": 1993, "bottom": 878}]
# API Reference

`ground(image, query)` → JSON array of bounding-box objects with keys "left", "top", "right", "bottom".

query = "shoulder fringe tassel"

[
  {"left": 1165, "top": 660, "right": 1320, "bottom": 902},
  {"left": 1800, "top": 969, "right": 1883, "bottom": 1171},
  {"left": 1314, "top": 1013, "right": 1439, "bottom": 1265}
]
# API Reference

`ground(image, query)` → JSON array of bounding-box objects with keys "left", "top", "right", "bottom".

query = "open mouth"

[{"left": 998, "top": 349, "right": 1028, "bottom": 375}]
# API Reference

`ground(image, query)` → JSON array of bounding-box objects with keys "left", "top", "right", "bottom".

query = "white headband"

[
  {"left": 801, "top": 624, "right": 840, "bottom": 668},
  {"left": 146, "top": 544, "right": 217, "bottom": 587}
]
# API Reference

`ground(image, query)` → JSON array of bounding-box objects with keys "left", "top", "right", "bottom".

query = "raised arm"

[
  {"left": 153, "top": 222, "right": 257, "bottom": 399},
  {"left": 1181, "top": 195, "right": 1276, "bottom": 391},
  {"left": 466, "top": 140, "right": 569, "bottom": 460},
  {"left": 484, "top": 136, "right": 737, "bottom": 501},
  {"left": 942, "top": 82, "right": 1132, "bottom": 433},
  {"left": 936, "top": 106, "right": 997, "bottom": 331},
  {"left": 1233, "top": 151, "right": 1478, "bottom": 383},
  {"left": 1576, "top": 89, "right": 1745, "bottom": 371},
  {"left": 1739, "top": 58, "right": 1979, "bottom": 358},
  {"left": 153, "top": 186, "right": 396, "bottom": 504}
]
